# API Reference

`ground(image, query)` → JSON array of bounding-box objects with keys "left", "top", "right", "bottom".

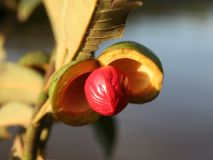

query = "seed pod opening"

[
  {"left": 98, "top": 41, "right": 164, "bottom": 103},
  {"left": 49, "top": 59, "right": 100, "bottom": 126}
]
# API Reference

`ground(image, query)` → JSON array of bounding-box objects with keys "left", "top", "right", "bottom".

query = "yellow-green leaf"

[
  {"left": 44, "top": 0, "right": 143, "bottom": 70},
  {"left": 0, "top": 63, "right": 43, "bottom": 104},
  {"left": 17, "top": 0, "right": 42, "bottom": 21},
  {"left": 75, "top": 0, "right": 143, "bottom": 61},
  {"left": 0, "top": 102, "right": 34, "bottom": 127}
]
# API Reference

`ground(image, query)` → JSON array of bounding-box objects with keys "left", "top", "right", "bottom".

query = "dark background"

[{"left": 1, "top": 0, "right": 213, "bottom": 159}]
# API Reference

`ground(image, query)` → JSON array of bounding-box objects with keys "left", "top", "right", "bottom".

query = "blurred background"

[{"left": 1, "top": 0, "right": 213, "bottom": 159}]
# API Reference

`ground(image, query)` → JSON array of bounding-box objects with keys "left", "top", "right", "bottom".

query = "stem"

[
  {"left": 22, "top": 61, "right": 55, "bottom": 160},
  {"left": 23, "top": 125, "right": 37, "bottom": 160},
  {"left": 23, "top": 114, "right": 53, "bottom": 160}
]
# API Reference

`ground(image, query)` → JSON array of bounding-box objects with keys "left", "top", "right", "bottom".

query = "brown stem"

[
  {"left": 23, "top": 114, "right": 53, "bottom": 160},
  {"left": 22, "top": 60, "right": 55, "bottom": 160}
]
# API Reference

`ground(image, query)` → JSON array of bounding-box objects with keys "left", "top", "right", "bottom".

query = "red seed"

[{"left": 84, "top": 66, "right": 130, "bottom": 116}]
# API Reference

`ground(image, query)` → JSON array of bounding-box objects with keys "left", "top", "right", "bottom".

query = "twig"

[{"left": 22, "top": 59, "right": 55, "bottom": 160}]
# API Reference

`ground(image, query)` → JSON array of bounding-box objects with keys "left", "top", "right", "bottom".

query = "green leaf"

[
  {"left": 0, "top": 63, "right": 44, "bottom": 104},
  {"left": 92, "top": 116, "right": 117, "bottom": 157},
  {"left": 17, "top": 0, "right": 42, "bottom": 21},
  {"left": 0, "top": 102, "right": 34, "bottom": 127},
  {"left": 0, "top": 127, "right": 11, "bottom": 140},
  {"left": 18, "top": 51, "right": 50, "bottom": 72}
]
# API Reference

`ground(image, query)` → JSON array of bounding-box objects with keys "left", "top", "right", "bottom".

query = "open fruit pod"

[
  {"left": 98, "top": 41, "right": 163, "bottom": 103},
  {"left": 49, "top": 59, "right": 100, "bottom": 126},
  {"left": 49, "top": 41, "right": 163, "bottom": 126}
]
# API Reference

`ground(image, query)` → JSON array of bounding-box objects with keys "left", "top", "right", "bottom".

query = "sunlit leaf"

[
  {"left": 73, "top": 0, "right": 143, "bottom": 61},
  {"left": 17, "top": 0, "right": 42, "bottom": 21},
  {"left": 0, "top": 127, "right": 11, "bottom": 140},
  {"left": 0, "top": 63, "right": 44, "bottom": 104},
  {"left": 0, "top": 102, "right": 34, "bottom": 128},
  {"left": 92, "top": 116, "right": 117, "bottom": 157},
  {"left": 43, "top": 0, "right": 143, "bottom": 70}
]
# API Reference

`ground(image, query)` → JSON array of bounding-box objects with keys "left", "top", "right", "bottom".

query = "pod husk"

[
  {"left": 49, "top": 59, "right": 100, "bottom": 126},
  {"left": 98, "top": 41, "right": 164, "bottom": 103}
]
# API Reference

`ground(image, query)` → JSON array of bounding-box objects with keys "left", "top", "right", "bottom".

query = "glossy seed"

[{"left": 84, "top": 66, "right": 130, "bottom": 116}]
